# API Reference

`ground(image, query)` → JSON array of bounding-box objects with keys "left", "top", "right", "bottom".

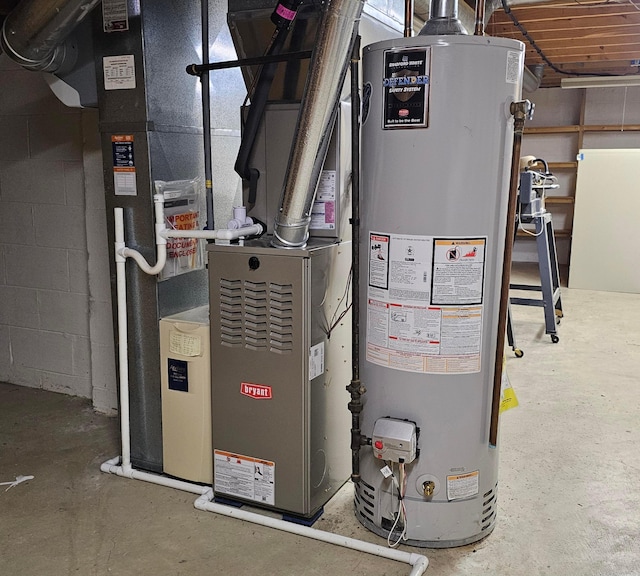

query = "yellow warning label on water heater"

[{"left": 499, "top": 360, "right": 519, "bottom": 413}]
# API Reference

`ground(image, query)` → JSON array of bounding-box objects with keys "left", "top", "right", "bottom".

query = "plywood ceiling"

[{"left": 485, "top": 0, "right": 640, "bottom": 87}]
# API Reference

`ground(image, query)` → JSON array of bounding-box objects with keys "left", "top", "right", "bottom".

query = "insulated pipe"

[
  {"left": 272, "top": 0, "right": 365, "bottom": 248},
  {"left": 0, "top": 0, "right": 100, "bottom": 72}
]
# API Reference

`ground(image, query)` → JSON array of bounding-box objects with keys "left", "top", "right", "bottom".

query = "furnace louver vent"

[
  {"left": 219, "top": 279, "right": 243, "bottom": 347},
  {"left": 243, "top": 280, "right": 268, "bottom": 351},
  {"left": 269, "top": 282, "right": 293, "bottom": 355},
  {"left": 218, "top": 279, "right": 293, "bottom": 354}
]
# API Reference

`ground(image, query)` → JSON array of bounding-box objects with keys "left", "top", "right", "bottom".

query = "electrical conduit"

[{"left": 103, "top": 198, "right": 429, "bottom": 574}]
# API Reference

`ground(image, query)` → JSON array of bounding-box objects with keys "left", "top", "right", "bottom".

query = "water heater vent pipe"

[{"left": 418, "top": 0, "right": 466, "bottom": 35}]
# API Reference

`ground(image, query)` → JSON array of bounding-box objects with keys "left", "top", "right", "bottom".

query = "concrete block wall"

[{"left": 0, "top": 54, "right": 117, "bottom": 413}]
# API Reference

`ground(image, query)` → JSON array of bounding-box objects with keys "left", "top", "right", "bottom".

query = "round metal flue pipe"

[
  {"left": 0, "top": 0, "right": 100, "bottom": 72},
  {"left": 418, "top": 0, "right": 466, "bottom": 35}
]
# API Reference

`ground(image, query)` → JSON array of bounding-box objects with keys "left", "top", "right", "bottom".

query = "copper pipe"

[
  {"left": 474, "top": 0, "right": 485, "bottom": 35},
  {"left": 404, "top": 0, "right": 414, "bottom": 37},
  {"left": 489, "top": 100, "right": 531, "bottom": 447}
]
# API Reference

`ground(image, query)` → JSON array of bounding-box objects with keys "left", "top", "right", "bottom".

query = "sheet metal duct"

[
  {"left": 419, "top": 0, "right": 465, "bottom": 35},
  {"left": 0, "top": 0, "right": 99, "bottom": 72},
  {"left": 272, "top": 0, "right": 365, "bottom": 248}
]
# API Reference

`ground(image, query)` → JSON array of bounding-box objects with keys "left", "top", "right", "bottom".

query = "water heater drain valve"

[{"left": 372, "top": 418, "right": 417, "bottom": 464}]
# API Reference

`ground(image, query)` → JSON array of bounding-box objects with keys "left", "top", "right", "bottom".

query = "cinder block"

[
  {"left": 29, "top": 113, "right": 83, "bottom": 161},
  {"left": 38, "top": 290, "right": 89, "bottom": 336},
  {"left": 11, "top": 327, "right": 73, "bottom": 374},
  {"left": 92, "top": 385, "right": 118, "bottom": 415},
  {"left": 0, "top": 247, "right": 5, "bottom": 285},
  {"left": 35, "top": 205, "right": 87, "bottom": 249},
  {"left": 40, "top": 371, "right": 91, "bottom": 398},
  {"left": 0, "top": 160, "right": 66, "bottom": 205},
  {"left": 0, "top": 117, "right": 29, "bottom": 161},
  {"left": 68, "top": 249, "right": 89, "bottom": 294},
  {"left": 4, "top": 244, "right": 69, "bottom": 291},
  {"left": 7, "top": 363, "right": 40, "bottom": 389},
  {"left": 0, "top": 286, "right": 39, "bottom": 329},
  {"left": 63, "top": 161, "right": 85, "bottom": 206},
  {"left": 72, "top": 335, "right": 91, "bottom": 377},
  {"left": 0, "top": 202, "right": 35, "bottom": 245},
  {"left": 0, "top": 324, "right": 10, "bottom": 381},
  {"left": 90, "top": 300, "right": 116, "bottom": 346}
]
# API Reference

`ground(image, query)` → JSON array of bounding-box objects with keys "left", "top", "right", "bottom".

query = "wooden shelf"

[
  {"left": 548, "top": 161, "right": 578, "bottom": 170},
  {"left": 524, "top": 125, "right": 580, "bottom": 134},
  {"left": 545, "top": 197, "right": 574, "bottom": 205}
]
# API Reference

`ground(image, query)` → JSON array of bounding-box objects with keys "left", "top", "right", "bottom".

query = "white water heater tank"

[{"left": 357, "top": 34, "right": 524, "bottom": 547}]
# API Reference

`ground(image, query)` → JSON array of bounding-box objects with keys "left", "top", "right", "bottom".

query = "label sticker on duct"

[
  {"left": 366, "top": 232, "right": 484, "bottom": 374},
  {"left": 447, "top": 470, "right": 479, "bottom": 501},
  {"left": 103, "top": 55, "right": 136, "bottom": 90},
  {"left": 214, "top": 450, "right": 275, "bottom": 506},
  {"left": 169, "top": 331, "right": 202, "bottom": 357},
  {"left": 310, "top": 171, "right": 336, "bottom": 230},
  {"left": 167, "top": 358, "right": 188, "bottom": 392},
  {"left": 102, "top": 0, "right": 129, "bottom": 32},
  {"left": 382, "top": 48, "right": 430, "bottom": 129},
  {"left": 112, "top": 135, "right": 137, "bottom": 196},
  {"left": 309, "top": 342, "right": 325, "bottom": 380},
  {"left": 506, "top": 50, "right": 522, "bottom": 85}
]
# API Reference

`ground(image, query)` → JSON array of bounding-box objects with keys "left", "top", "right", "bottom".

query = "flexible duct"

[
  {"left": 272, "top": 0, "right": 364, "bottom": 248},
  {"left": 0, "top": 0, "right": 99, "bottom": 72}
]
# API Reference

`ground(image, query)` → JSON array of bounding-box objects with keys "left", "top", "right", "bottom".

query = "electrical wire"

[
  {"left": 387, "top": 463, "right": 408, "bottom": 548},
  {"left": 322, "top": 267, "right": 353, "bottom": 338}
]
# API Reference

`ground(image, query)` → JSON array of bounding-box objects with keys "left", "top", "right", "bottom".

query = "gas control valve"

[{"left": 372, "top": 417, "right": 417, "bottom": 464}]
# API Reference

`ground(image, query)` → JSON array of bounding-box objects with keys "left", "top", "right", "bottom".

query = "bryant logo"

[{"left": 240, "top": 382, "right": 272, "bottom": 399}]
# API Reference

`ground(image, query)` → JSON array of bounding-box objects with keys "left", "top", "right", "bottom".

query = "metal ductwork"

[
  {"left": 0, "top": 0, "right": 99, "bottom": 72},
  {"left": 272, "top": 0, "right": 365, "bottom": 248},
  {"left": 419, "top": 0, "right": 466, "bottom": 35}
]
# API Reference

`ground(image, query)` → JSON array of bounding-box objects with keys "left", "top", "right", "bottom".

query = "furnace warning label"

[
  {"left": 310, "top": 170, "right": 336, "bottom": 230},
  {"left": 447, "top": 470, "right": 479, "bottom": 501},
  {"left": 214, "top": 450, "right": 275, "bottom": 506},
  {"left": 366, "top": 232, "right": 484, "bottom": 374},
  {"left": 112, "top": 135, "right": 137, "bottom": 196},
  {"left": 432, "top": 238, "right": 486, "bottom": 305}
]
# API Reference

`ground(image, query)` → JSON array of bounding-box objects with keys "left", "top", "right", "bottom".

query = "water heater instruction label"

[
  {"left": 214, "top": 450, "right": 275, "bottom": 506},
  {"left": 366, "top": 232, "right": 486, "bottom": 374},
  {"left": 447, "top": 470, "right": 479, "bottom": 501}
]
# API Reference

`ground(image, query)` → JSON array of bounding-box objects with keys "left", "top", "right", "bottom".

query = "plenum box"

[{"left": 159, "top": 306, "right": 212, "bottom": 483}]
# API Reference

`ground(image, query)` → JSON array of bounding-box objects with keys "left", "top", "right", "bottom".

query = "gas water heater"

[{"left": 356, "top": 35, "right": 524, "bottom": 547}]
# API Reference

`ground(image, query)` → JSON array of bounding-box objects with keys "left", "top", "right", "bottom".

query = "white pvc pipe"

[
  {"left": 161, "top": 223, "right": 263, "bottom": 241},
  {"left": 194, "top": 492, "right": 429, "bottom": 576},
  {"left": 105, "top": 201, "right": 428, "bottom": 576}
]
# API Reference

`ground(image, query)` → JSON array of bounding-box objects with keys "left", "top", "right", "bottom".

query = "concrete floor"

[{"left": 1, "top": 264, "right": 640, "bottom": 576}]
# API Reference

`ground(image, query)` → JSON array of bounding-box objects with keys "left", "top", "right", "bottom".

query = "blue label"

[{"left": 168, "top": 358, "right": 188, "bottom": 392}]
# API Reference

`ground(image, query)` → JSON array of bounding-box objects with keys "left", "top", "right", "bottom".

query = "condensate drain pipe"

[{"left": 102, "top": 197, "right": 428, "bottom": 575}]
